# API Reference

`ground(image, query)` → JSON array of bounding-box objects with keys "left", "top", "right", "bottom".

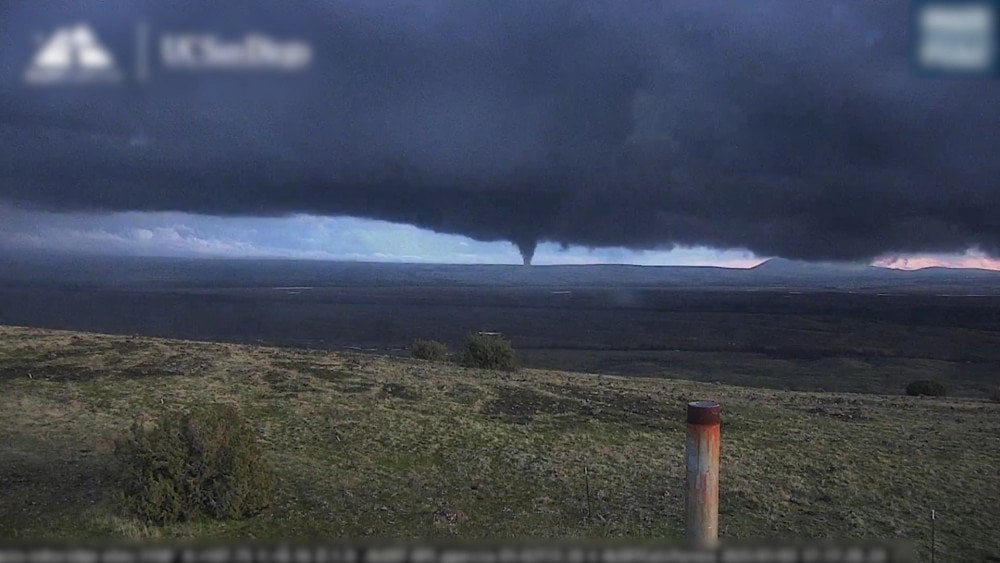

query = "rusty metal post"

[{"left": 685, "top": 400, "right": 721, "bottom": 548}]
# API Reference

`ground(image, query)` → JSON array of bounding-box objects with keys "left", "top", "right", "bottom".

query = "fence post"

[{"left": 685, "top": 400, "right": 721, "bottom": 548}]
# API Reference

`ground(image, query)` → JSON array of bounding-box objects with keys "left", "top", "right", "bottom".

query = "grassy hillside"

[{"left": 0, "top": 325, "right": 997, "bottom": 561}]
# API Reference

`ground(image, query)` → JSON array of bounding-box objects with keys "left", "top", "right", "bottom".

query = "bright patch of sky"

[
  {"left": 872, "top": 249, "right": 1000, "bottom": 271},
  {"left": 1, "top": 206, "right": 997, "bottom": 270}
]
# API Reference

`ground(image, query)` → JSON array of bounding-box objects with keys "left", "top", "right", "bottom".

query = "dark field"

[{"left": 1, "top": 256, "right": 998, "bottom": 397}]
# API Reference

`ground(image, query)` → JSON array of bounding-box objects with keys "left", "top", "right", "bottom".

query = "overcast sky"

[{"left": 0, "top": 1, "right": 997, "bottom": 268}]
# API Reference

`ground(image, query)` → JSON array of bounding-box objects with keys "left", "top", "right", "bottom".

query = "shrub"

[
  {"left": 114, "top": 403, "right": 272, "bottom": 524},
  {"left": 905, "top": 380, "right": 947, "bottom": 397},
  {"left": 411, "top": 339, "right": 449, "bottom": 362},
  {"left": 461, "top": 332, "right": 520, "bottom": 371}
]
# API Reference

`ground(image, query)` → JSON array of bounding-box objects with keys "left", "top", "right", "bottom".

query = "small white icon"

[
  {"left": 24, "top": 23, "right": 122, "bottom": 84},
  {"left": 917, "top": 3, "right": 996, "bottom": 72}
]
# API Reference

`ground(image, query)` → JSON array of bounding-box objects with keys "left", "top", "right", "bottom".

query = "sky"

[
  {"left": 0, "top": 205, "right": 767, "bottom": 267},
  {"left": 0, "top": 1, "right": 998, "bottom": 269}
]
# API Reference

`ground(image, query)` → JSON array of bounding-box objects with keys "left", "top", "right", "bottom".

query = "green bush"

[
  {"left": 114, "top": 403, "right": 272, "bottom": 524},
  {"left": 411, "top": 339, "right": 449, "bottom": 362},
  {"left": 461, "top": 333, "right": 520, "bottom": 371},
  {"left": 905, "top": 380, "right": 947, "bottom": 397}
]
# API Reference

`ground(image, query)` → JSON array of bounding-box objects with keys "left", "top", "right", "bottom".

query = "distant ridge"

[
  {"left": 902, "top": 265, "right": 1000, "bottom": 275},
  {"left": 750, "top": 258, "right": 882, "bottom": 276},
  {"left": 752, "top": 257, "right": 872, "bottom": 271},
  {"left": 0, "top": 254, "right": 997, "bottom": 294}
]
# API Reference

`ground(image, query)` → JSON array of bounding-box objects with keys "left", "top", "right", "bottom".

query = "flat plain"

[{"left": 2, "top": 281, "right": 999, "bottom": 398}]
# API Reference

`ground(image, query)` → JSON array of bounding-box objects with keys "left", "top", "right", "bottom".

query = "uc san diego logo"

[{"left": 24, "top": 23, "right": 122, "bottom": 85}]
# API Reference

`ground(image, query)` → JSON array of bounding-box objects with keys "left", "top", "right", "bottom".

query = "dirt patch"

[
  {"left": 112, "top": 361, "right": 188, "bottom": 379},
  {"left": 432, "top": 508, "right": 468, "bottom": 525},
  {"left": 1, "top": 454, "right": 112, "bottom": 514},
  {"left": 484, "top": 383, "right": 683, "bottom": 428},
  {"left": 262, "top": 370, "right": 314, "bottom": 394},
  {"left": 794, "top": 404, "right": 871, "bottom": 422},
  {"left": 380, "top": 382, "right": 419, "bottom": 401},
  {"left": 540, "top": 383, "right": 682, "bottom": 429},
  {"left": 272, "top": 360, "right": 350, "bottom": 381},
  {"left": 444, "top": 383, "right": 486, "bottom": 404},
  {"left": 483, "top": 386, "right": 587, "bottom": 424},
  {"left": 337, "top": 382, "right": 375, "bottom": 394},
  {"left": 0, "top": 364, "right": 103, "bottom": 382}
]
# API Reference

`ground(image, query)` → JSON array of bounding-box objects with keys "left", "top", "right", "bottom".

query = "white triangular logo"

[{"left": 25, "top": 24, "right": 121, "bottom": 84}]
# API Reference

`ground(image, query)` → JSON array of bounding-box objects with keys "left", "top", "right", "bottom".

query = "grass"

[
  {"left": 520, "top": 348, "right": 1000, "bottom": 398},
  {"left": 0, "top": 325, "right": 997, "bottom": 561}
]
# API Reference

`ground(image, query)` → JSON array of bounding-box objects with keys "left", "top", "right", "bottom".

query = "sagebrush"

[
  {"left": 461, "top": 333, "right": 520, "bottom": 371},
  {"left": 905, "top": 380, "right": 947, "bottom": 397},
  {"left": 410, "top": 339, "right": 449, "bottom": 361},
  {"left": 114, "top": 403, "right": 272, "bottom": 524}
]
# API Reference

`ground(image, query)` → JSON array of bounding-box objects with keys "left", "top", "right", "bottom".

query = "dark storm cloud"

[{"left": 0, "top": 0, "right": 997, "bottom": 262}]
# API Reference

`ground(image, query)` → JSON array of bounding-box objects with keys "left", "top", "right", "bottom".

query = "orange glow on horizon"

[{"left": 872, "top": 252, "right": 1000, "bottom": 271}]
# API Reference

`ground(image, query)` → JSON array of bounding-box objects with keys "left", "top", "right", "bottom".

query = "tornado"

[
  {"left": 516, "top": 238, "right": 537, "bottom": 266},
  {"left": 1, "top": 2, "right": 998, "bottom": 263}
]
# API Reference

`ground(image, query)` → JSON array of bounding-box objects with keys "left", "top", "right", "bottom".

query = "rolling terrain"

[{"left": 1, "top": 325, "right": 997, "bottom": 561}]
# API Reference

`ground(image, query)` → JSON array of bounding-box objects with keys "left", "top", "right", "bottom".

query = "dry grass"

[{"left": 0, "top": 325, "right": 997, "bottom": 561}]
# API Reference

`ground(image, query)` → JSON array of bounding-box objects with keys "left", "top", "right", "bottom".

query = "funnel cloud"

[
  {"left": 515, "top": 239, "right": 537, "bottom": 266},
  {"left": 0, "top": 1, "right": 997, "bottom": 263}
]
